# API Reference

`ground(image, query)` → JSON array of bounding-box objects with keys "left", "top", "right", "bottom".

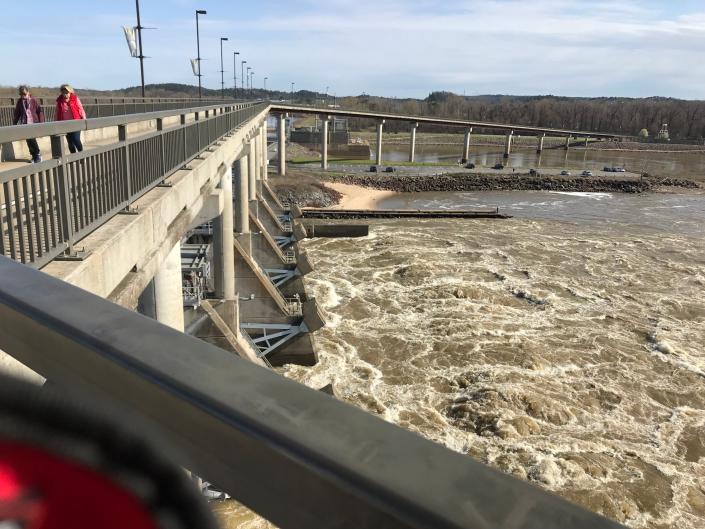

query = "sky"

[{"left": 2, "top": 0, "right": 705, "bottom": 99}]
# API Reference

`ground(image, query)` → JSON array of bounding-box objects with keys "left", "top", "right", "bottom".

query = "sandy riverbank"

[{"left": 323, "top": 182, "right": 398, "bottom": 209}]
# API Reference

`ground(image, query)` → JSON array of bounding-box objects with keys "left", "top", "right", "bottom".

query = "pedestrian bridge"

[{"left": 0, "top": 98, "right": 625, "bottom": 528}]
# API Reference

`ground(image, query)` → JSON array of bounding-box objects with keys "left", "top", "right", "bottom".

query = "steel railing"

[
  {"left": 0, "top": 255, "right": 626, "bottom": 529},
  {"left": 0, "top": 96, "right": 232, "bottom": 127},
  {"left": 1, "top": 102, "right": 266, "bottom": 268}
]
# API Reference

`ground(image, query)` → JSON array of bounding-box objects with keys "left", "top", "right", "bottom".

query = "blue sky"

[{"left": 3, "top": 1, "right": 705, "bottom": 99}]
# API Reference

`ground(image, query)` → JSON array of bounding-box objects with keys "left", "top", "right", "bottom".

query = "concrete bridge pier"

[
  {"left": 153, "top": 242, "right": 185, "bottom": 332},
  {"left": 537, "top": 133, "right": 546, "bottom": 153},
  {"left": 260, "top": 125, "right": 268, "bottom": 181},
  {"left": 564, "top": 135, "right": 571, "bottom": 150},
  {"left": 584, "top": 137, "right": 590, "bottom": 147},
  {"left": 376, "top": 120, "right": 385, "bottom": 165},
  {"left": 462, "top": 127, "right": 473, "bottom": 163},
  {"left": 234, "top": 155, "right": 252, "bottom": 254},
  {"left": 213, "top": 167, "right": 236, "bottom": 301},
  {"left": 321, "top": 116, "right": 330, "bottom": 169},
  {"left": 277, "top": 113, "right": 287, "bottom": 176},
  {"left": 503, "top": 131, "right": 513, "bottom": 158},
  {"left": 409, "top": 122, "right": 418, "bottom": 163},
  {"left": 247, "top": 138, "right": 259, "bottom": 219}
]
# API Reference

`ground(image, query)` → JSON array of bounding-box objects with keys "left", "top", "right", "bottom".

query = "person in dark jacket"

[
  {"left": 12, "top": 85, "right": 44, "bottom": 163},
  {"left": 55, "top": 84, "right": 86, "bottom": 153}
]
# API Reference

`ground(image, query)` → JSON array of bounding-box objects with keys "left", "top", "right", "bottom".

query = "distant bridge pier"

[
  {"left": 213, "top": 166, "right": 236, "bottom": 301},
  {"left": 462, "top": 127, "right": 473, "bottom": 163},
  {"left": 584, "top": 137, "right": 590, "bottom": 148},
  {"left": 277, "top": 113, "right": 287, "bottom": 176},
  {"left": 564, "top": 135, "right": 571, "bottom": 150},
  {"left": 321, "top": 115, "right": 330, "bottom": 169},
  {"left": 153, "top": 242, "right": 185, "bottom": 332},
  {"left": 503, "top": 130, "right": 513, "bottom": 158},
  {"left": 376, "top": 119, "right": 385, "bottom": 164},
  {"left": 409, "top": 122, "right": 418, "bottom": 162},
  {"left": 537, "top": 133, "right": 546, "bottom": 153}
]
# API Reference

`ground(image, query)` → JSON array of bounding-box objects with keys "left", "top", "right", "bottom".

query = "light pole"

[
  {"left": 325, "top": 85, "right": 329, "bottom": 107},
  {"left": 241, "top": 60, "right": 246, "bottom": 96},
  {"left": 246, "top": 66, "right": 251, "bottom": 97},
  {"left": 291, "top": 82, "right": 295, "bottom": 104},
  {"left": 264, "top": 77, "right": 268, "bottom": 92},
  {"left": 195, "top": 9, "right": 207, "bottom": 99},
  {"left": 233, "top": 51, "right": 239, "bottom": 98},
  {"left": 135, "top": 0, "right": 146, "bottom": 97},
  {"left": 250, "top": 71, "right": 255, "bottom": 98},
  {"left": 219, "top": 37, "right": 228, "bottom": 100}
]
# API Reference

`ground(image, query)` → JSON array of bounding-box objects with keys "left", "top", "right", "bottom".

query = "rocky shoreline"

[{"left": 319, "top": 173, "right": 700, "bottom": 194}]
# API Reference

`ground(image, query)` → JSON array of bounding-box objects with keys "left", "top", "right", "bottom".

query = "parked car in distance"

[
  {"left": 492, "top": 163, "right": 504, "bottom": 170},
  {"left": 384, "top": 166, "right": 396, "bottom": 173},
  {"left": 581, "top": 170, "right": 593, "bottom": 177},
  {"left": 603, "top": 166, "right": 614, "bottom": 172},
  {"left": 614, "top": 167, "right": 626, "bottom": 172},
  {"left": 369, "top": 165, "right": 378, "bottom": 173},
  {"left": 465, "top": 162, "right": 476, "bottom": 169},
  {"left": 560, "top": 170, "right": 571, "bottom": 176}
]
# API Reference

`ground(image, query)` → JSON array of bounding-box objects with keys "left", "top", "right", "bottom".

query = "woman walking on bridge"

[
  {"left": 12, "top": 85, "right": 44, "bottom": 163},
  {"left": 55, "top": 84, "right": 86, "bottom": 153}
]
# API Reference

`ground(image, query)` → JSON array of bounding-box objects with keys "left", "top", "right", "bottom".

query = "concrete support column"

[
  {"left": 462, "top": 127, "right": 473, "bottom": 163},
  {"left": 213, "top": 169, "right": 235, "bottom": 301},
  {"left": 277, "top": 113, "right": 287, "bottom": 176},
  {"left": 584, "top": 137, "right": 590, "bottom": 147},
  {"left": 537, "top": 133, "right": 545, "bottom": 153},
  {"left": 234, "top": 156, "right": 250, "bottom": 234},
  {"left": 321, "top": 116, "right": 330, "bottom": 169},
  {"left": 260, "top": 125, "right": 268, "bottom": 181},
  {"left": 247, "top": 139, "right": 257, "bottom": 201},
  {"left": 409, "top": 122, "right": 418, "bottom": 163},
  {"left": 564, "top": 135, "right": 571, "bottom": 150},
  {"left": 503, "top": 131, "right": 513, "bottom": 158},
  {"left": 153, "top": 242, "right": 184, "bottom": 332},
  {"left": 376, "top": 120, "right": 385, "bottom": 165}
]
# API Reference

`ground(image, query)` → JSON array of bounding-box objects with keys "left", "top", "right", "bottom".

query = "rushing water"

[
  {"left": 282, "top": 191, "right": 705, "bottom": 528},
  {"left": 379, "top": 145, "right": 705, "bottom": 178}
]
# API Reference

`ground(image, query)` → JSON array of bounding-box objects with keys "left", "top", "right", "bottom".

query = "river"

[
  {"left": 280, "top": 190, "right": 705, "bottom": 528},
  {"left": 379, "top": 145, "right": 705, "bottom": 178}
]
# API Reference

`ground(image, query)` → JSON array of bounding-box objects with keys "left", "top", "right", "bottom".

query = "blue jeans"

[{"left": 66, "top": 131, "right": 83, "bottom": 153}]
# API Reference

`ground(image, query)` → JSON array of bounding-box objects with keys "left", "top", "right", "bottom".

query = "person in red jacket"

[
  {"left": 12, "top": 85, "right": 45, "bottom": 163},
  {"left": 55, "top": 84, "right": 86, "bottom": 153}
]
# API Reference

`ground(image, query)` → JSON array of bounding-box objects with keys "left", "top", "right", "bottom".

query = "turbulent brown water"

[{"left": 279, "top": 191, "right": 705, "bottom": 528}]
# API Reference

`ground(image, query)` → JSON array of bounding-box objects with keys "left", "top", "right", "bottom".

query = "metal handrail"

[
  {"left": 0, "top": 255, "right": 625, "bottom": 529},
  {"left": 1, "top": 102, "right": 267, "bottom": 268}
]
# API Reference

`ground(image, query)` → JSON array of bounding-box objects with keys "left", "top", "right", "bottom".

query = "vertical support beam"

[
  {"left": 537, "top": 133, "right": 545, "bottom": 154},
  {"left": 376, "top": 119, "right": 385, "bottom": 165},
  {"left": 247, "top": 139, "right": 257, "bottom": 201},
  {"left": 409, "top": 122, "right": 418, "bottom": 163},
  {"left": 137, "top": 279, "right": 157, "bottom": 319},
  {"left": 261, "top": 125, "right": 268, "bottom": 181},
  {"left": 462, "top": 127, "right": 473, "bottom": 163},
  {"left": 321, "top": 116, "right": 330, "bottom": 170},
  {"left": 234, "top": 156, "right": 250, "bottom": 234},
  {"left": 153, "top": 242, "right": 185, "bottom": 332},
  {"left": 584, "top": 137, "right": 589, "bottom": 148},
  {"left": 278, "top": 113, "right": 287, "bottom": 176},
  {"left": 503, "top": 130, "right": 513, "bottom": 158},
  {"left": 564, "top": 135, "right": 571, "bottom": 150},
  {"left": 213, "top": 168, "right": 235, "bottom": 300}
]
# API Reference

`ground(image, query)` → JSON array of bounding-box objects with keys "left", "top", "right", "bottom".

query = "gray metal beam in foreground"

[{"left": 0, "top": 256, "right": 625, "bottom": 529}]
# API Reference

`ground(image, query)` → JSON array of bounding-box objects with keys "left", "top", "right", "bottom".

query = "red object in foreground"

[{"left": 0, "top": 441, "right": 159, "bottom": 529}]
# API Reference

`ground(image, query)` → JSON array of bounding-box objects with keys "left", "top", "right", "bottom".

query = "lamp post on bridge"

[
  {"left": 250, "top": 71, "right": 255, "bottom": 98},
  {"left": 233, "top": 51, "right": 239, "bottom": 98},
  {"left": 246, "top": 66, "right": 251, "bottom": 98},
  {"left": 219, "top": 37, "right": 228, "bottom": 100},
  {"left": 264, "top": 77, "right": 268, "bottom": 92},
  {"left": 195, "top": 9, "right": 207, "bottom": 100},
  {"left": 291, "top": 82, "right": 295, "bottom": 104},
  {"left": 241, "top": 60, "right": 247, "bottom": 97},
  {"left": 134, "top": 0, "right": 146, "bottom": 97}
]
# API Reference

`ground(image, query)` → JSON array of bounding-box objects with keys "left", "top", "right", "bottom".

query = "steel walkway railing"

[
  {"left": 0, "top": 255, "right": 626, "bottom": 529},
  {"left": 0, "top": 101, "right": 266, "bottom": 268}
]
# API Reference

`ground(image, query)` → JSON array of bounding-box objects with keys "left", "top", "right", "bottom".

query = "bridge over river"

[{"left": 0, "top": 97, "right": 626, "bottom": 528}]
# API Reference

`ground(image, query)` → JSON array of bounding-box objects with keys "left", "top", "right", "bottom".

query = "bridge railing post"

[
  {"left": 118, "top": 124, "right": 133, "bottom": 206},
  {"left": 50, "top": 135, "right": 75, "bottom": 255},
  {"left": 180, "top": 114, "right": 187, "bottom": 161},
  {"left": 156, "top": 118, "right": 166, "bottom": 180}
]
